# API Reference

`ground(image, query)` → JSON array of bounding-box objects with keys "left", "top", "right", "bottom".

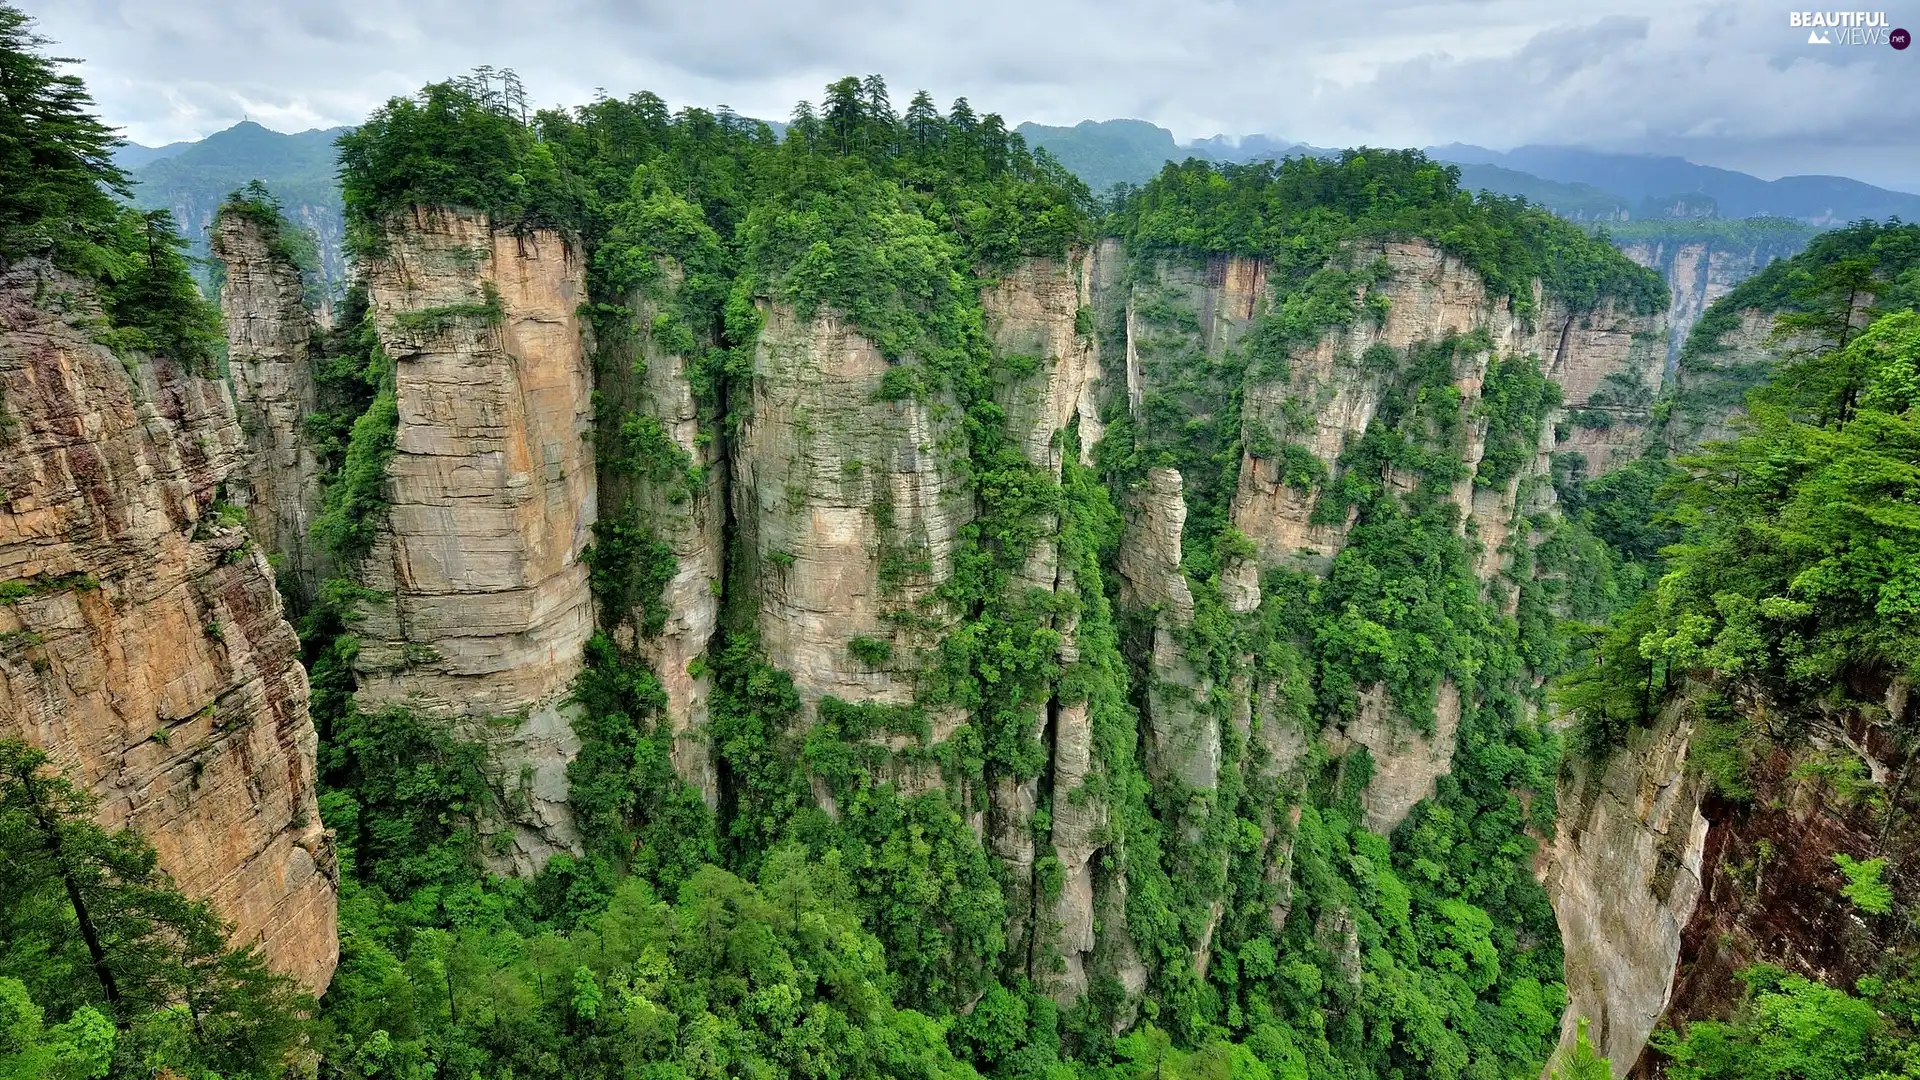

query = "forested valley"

[{"left": 3, "top": 6, "right": 1920, "bottom": 1079}]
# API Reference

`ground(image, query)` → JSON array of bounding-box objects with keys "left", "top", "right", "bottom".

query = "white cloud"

[{"left": 21, "top": 0, "right": 1920, "bottom": 189}]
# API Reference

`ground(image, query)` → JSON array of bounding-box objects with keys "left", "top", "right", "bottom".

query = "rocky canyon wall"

[
  {"left": 212, "top": 212, "right": 328, "bottom": 604},
  {"left": 1110, "top": 239, "right": 1665, "bottom": 837},
  {"left": 1619, "top": 235, "right": 1807, "bottom": 372},
  {"left": 592, "top": 269, "right": 727, "bottom": 808},
  {"left": 1541, "top": 706, "right": 1710, "bottom": 1077},
  {"left": 0, "top": 263, "right": 337, "bottom": 993},
  {"left": 356, "top": 208, "right": 597, "bottom": 873}
]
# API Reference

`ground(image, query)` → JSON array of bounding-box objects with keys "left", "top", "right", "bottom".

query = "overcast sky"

[{"left": 25, "top": 0, "right": 1920, "bottom": 191}]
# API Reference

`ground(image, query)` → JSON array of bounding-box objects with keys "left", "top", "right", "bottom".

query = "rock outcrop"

[
  {"left": 1111, "top": 240, "right": 1666, "bottom": 828},
  {"left": 1619, "top": 234, "right": 1808, "bottom": 369},
  {"left": 212, "top": 211, "right": 327, "bottom": 604},
  {"left": 357, "top": 208, "right": 597, "bottom": 873},
  {"left": 1541, "top": 707, "right": 1710, "bottom": 1077},
  {"left": 594, "top": 273, "right": 726, "bottom": 808},
  {"left": 0, "top": 263, "right": 337, "bottom": 993},
  {"left": 733, "top": 302, "right": 971, "bottom": 728}
]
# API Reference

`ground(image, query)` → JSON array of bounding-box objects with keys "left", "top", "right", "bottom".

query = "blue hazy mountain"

[
  {"left": 1429, "top": 143, "right": 1920, "bottom": 225},
  {"left": 120, "top": 120, "right": 350, "bottom": 292}
]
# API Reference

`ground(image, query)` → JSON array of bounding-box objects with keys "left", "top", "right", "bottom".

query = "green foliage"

[
  {"left": 318, "top": 700, "right": 495, "bottom": 899},
  {"left": 1549, "top": 1018, "right": 1613, "bottom": 1080},
  {"left": 0, "top": 977, "right": 114, "bottom": 1080},
  {"left": 1833, "top": 853, "right": 1894, "bottom": 916},
  {"left": 388, "top": 281, "right": 504, "bottom": 333},
  {"left": 1559, "top": 307, "right": 1920, "bottom": 754},
  {"left": 1114, "top": 152, "right": 1666, "bottom": 320},
  {"left": 0, "top": 572, "right": 99, "bottom": 605},
  {"left": 1477, "top": 352, "right": 1562, "bottom": 489},
  {"left": 310, "top": 387, "right": 397, "bottom": 565},
  {"left": 568, "top": 633, "right": 718, "bottom": 884},
  {"left": 337, "top": 71, "right": 578, "bottom": 252},
  {"left": 213, "top": 178, "right": 324, "bottom": 303},
  {"left": 308, "top": 292, "right": 399, "bottom": 567},
  {"left": 848, "top": 634, "right": 894, "bottom": 666},
  {"left": 0, "top": 8, "right": 226, "bottom": 371},
  {"left": 0, "top": 741, "right": 310, "bottom": 1079},
  {"left": 0, "top": 6, "right": 126, "bottom": 267},
  {"left": 1651, "top": 967, "right": 1896, "bottom": 1080},
  {"left": 318, "top": 849, "right": 986, "bottom": 1080},
  {"left": 1685, "top": 221, "right": 1920, "bottom": 362},
  {"left": 582, "top": 511, "right": 678, "bottom": 636},
  {"left": 1675, "top": 220, "right": 1920, "bottom": 434}
]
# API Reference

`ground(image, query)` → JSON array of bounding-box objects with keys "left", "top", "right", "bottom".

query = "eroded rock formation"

[
  {"left": 0, "top": 263, "right": 337, "bottom": 993},
  {"left": 356, "top": 208, "right": 598, "bottom": 872},
  {"left": 212, "top": 211, "right": 328, "bottom": 603},
  {"left": 1541, "top": 707, "right": 1710, "bottom": 1077}
]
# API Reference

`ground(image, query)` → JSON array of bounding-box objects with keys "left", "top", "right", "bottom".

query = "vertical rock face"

[
  {"left": 1618, "top": 235, "right": 1807, "bottom": 369},
  {"left": 1541, "top": 707, "right": 1709, "bottom": 1078},
  {"left": 0, "top": 264, "right": 338, "bottom": 993},
  {"left": 1658, "top": 680, "right": 1918, "bottom": 1056},
  {"left": 358, "top": 208, "right": 597, "bottom": 872},
  {"left": 597, "top": 275, "right": 726, "bottom": 807},
  {"left": 1541, "top": 298, "right": 1668, "bottom": 477},
  {"left": 1327, "top": 682, "right": 1464, "bottom": 835},
  {"left": 1667, "top": 307, "right": 1802, "bottom": 450},
  {"left": 1116, "top": 466, "right": 1217, "bottom": 790},
  {"left": 211, "top": 212, "right": 327, "bottom": 603},
  {"left": 1113, "top": 239, "right": 1665, "bottom": 834},
  {"left": 979, "top": 252, "right": 1108, "bottom": 975},
  {"left": 724, "top": 252, "right": 1125, "bottom": 994},
  {"left": 733, "top": 302, "right": 972, "bottom": 726}
]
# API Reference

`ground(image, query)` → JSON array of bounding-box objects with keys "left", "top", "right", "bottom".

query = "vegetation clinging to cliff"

[
  {"left": 1559, "top": 308, "right": 1920, "bottom": 751},
  {"left": 0, "top": 4, "right": 220, "bottom": 372},
  {"left": 0, "top": 741, "right": 311, "bottom": 1080},
  {"left": 1682, "top": 219, "right": 1920, "bottom": 366},
  {"left": 1113, "top": 152, "right": 1668, "bottom": 319}
]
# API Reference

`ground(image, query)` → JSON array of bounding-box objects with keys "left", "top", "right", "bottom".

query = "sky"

[{"left": 25, "top": 0, "right": 1920, "bottom": 191}]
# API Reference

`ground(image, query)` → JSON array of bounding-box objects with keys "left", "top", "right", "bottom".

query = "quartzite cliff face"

[
  {"left": 356, "top": 207, "right": 598, "bottom": 873},
  {"left": 1541, "top": 706, "right": 1710, "bottom": 1076},
  {"left": 212, "top": 203, "right": 1684, "bottom": 1036},
  {"left": 1619, "top": 234, "right": 1809, "bottom": 371},
  {"left": 0, "top": 262, "right": 337, "bottom": 993},
  {"left": 213, "top": 212, "right": 329, "bottom": 604}
]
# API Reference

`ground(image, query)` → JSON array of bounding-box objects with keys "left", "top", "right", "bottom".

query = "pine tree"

[
  {"left": 904, "top": 90, "right": 943, "bottom": 155},
  {"left": 0, "top": 3, "right": 128, "bottom": 265},
  {"left": 823, "top": 75, "right": 864, "bottom": 156},
  {"left": 0, "top": 741, "right": 310, "bottom": 1078}
]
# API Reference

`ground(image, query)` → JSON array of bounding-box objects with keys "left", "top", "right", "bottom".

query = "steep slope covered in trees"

[{"left": 184, "top": 63, "right": 1678, "bottom": 1079}]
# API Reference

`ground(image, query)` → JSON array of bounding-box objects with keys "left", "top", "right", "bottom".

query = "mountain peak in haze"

[{"left": 1425, "top": 144, "right": 1920, "bottom": 224}]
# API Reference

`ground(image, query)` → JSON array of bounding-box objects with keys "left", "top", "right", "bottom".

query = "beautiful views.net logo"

[{"left": 1790, "top": 10, "right": 1901, "bottom": 44}]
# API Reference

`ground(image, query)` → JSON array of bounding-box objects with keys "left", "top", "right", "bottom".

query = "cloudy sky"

[{"left": 26, "top": 0, "right": 1920, "bottom": 190}]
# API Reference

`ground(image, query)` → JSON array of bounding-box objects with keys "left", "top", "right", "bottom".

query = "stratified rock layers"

[
  {"left": 0, "top": 263, "right": 337, "bottom": 993},
  {"left": 212, "top": 211, "right": 327, "bottom": 602},
  {"left": 357, "top": 208, "right": 597, "bottom": 873}
]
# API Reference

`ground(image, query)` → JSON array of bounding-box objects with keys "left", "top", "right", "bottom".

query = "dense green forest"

[{"left": 5, "top": 4, "right": 1920, "bottom": 1079}]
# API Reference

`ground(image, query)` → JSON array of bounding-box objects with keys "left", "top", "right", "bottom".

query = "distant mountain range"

[
  {"left": 118, "top": 120, "right": 350, "bottom": 294},
  {"left": 1014, "top": 120, "right": 1336, "bottom": 192},
  {"left": 1015, "top": 119, "right": 1920, "bottom": 228},
  {"left": 1428, "top": 144, "right": 1920, "bottom": 225},
  {"left": 120, "top": 116, "right": 1919, "bottom": 307}
]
